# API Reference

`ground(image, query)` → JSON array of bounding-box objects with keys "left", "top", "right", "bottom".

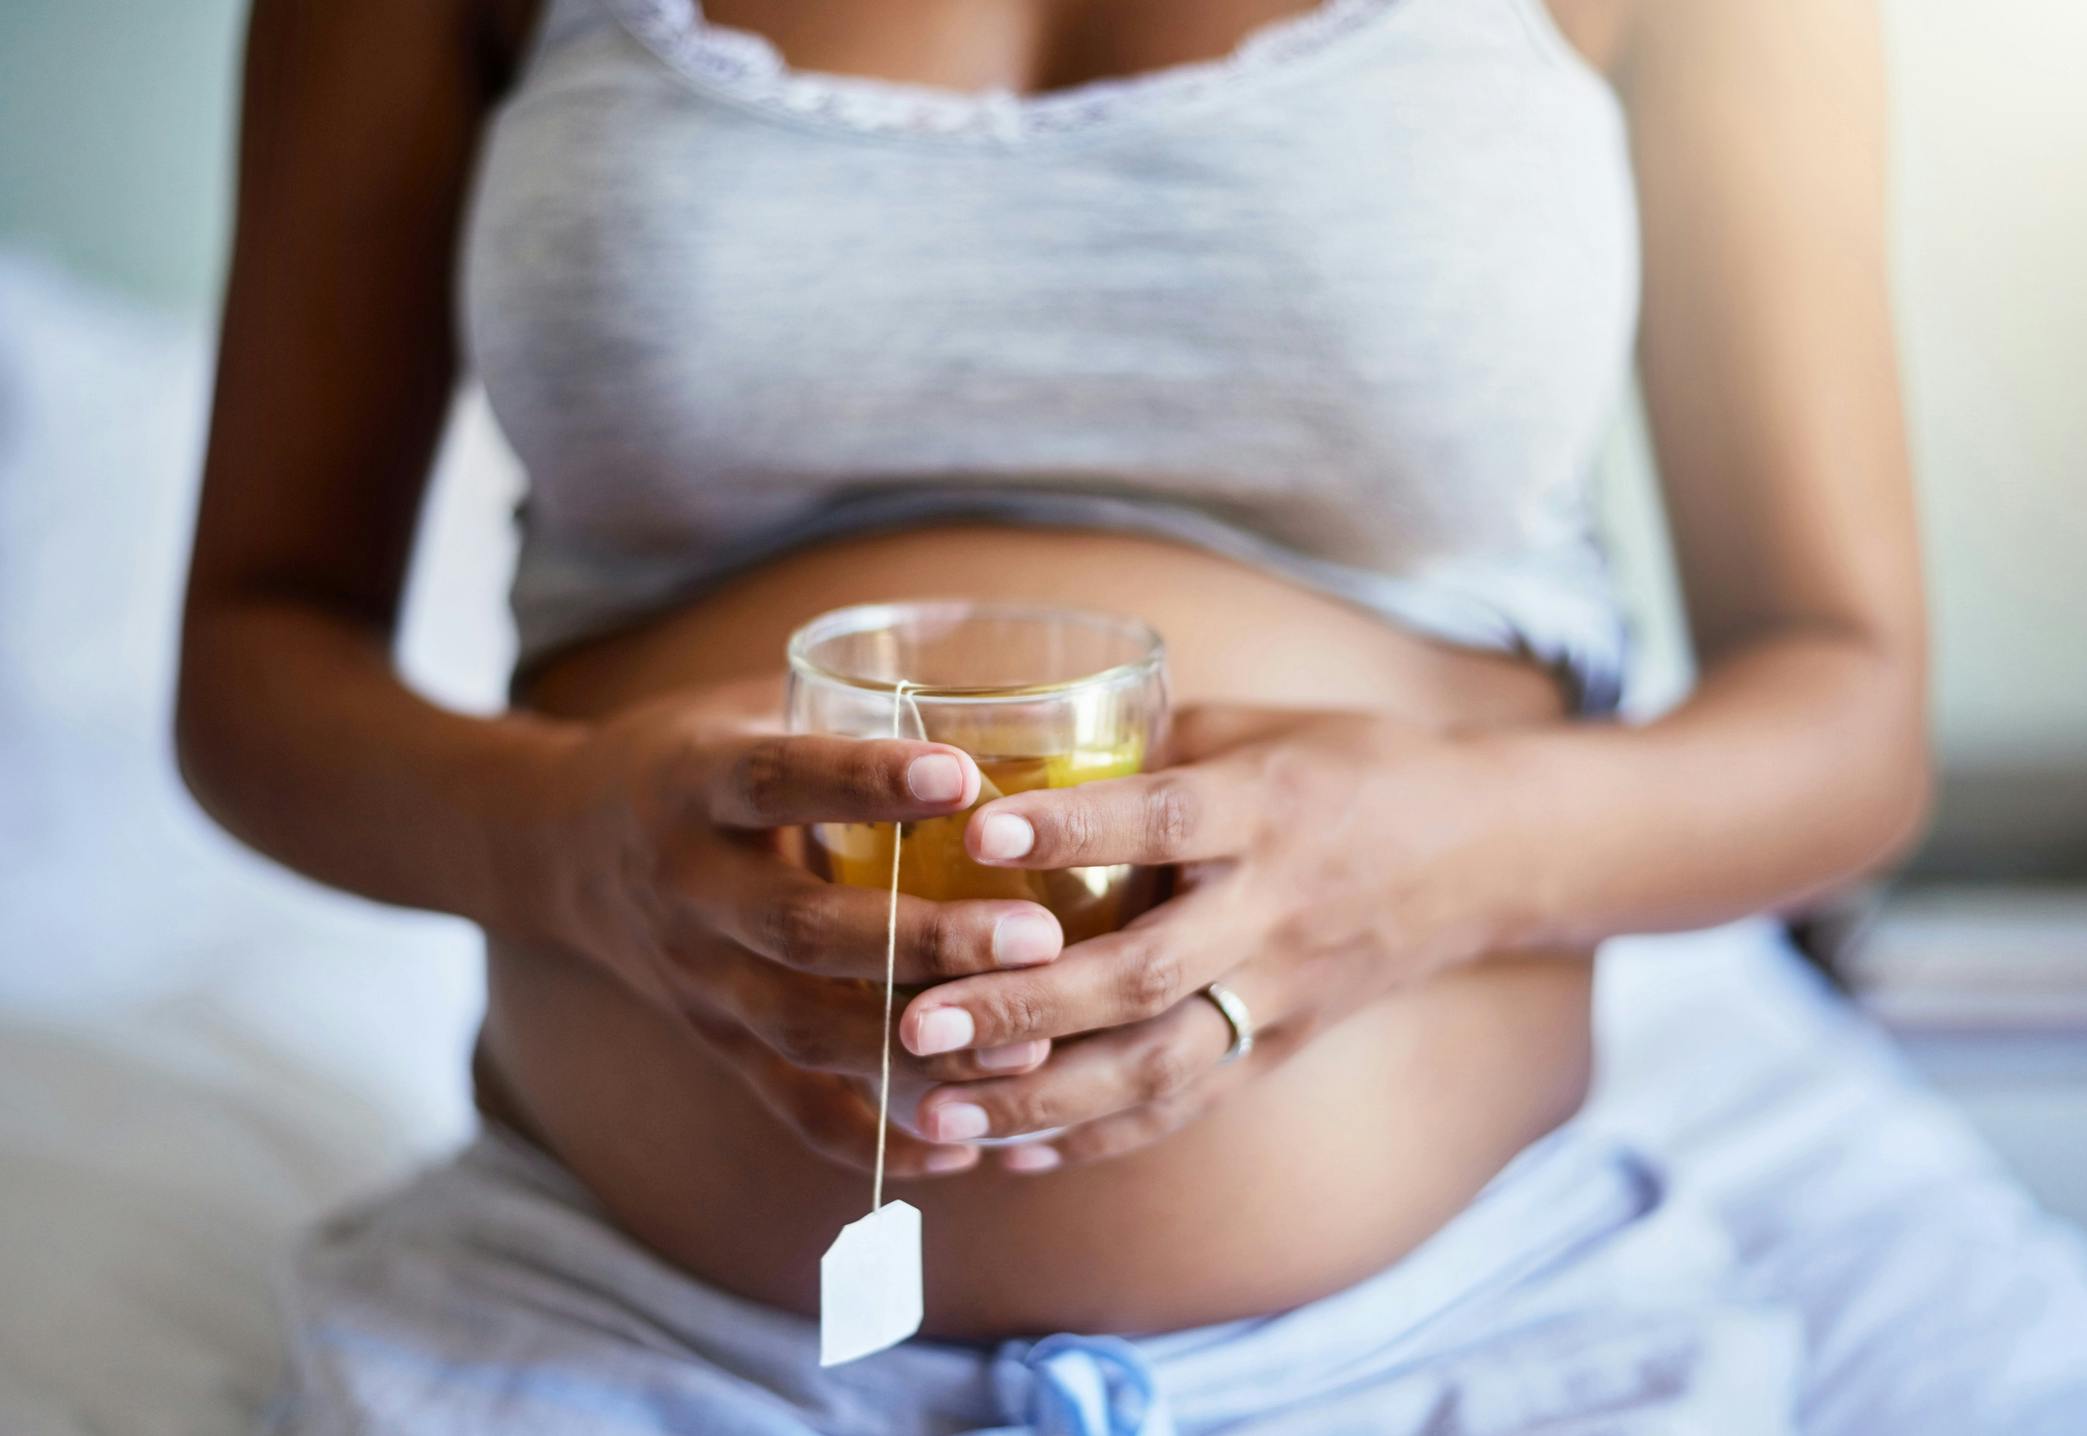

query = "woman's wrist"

[
  {"left": 465, "top": 711, "right": 600, "bottom": 949},
  {"left": 1443, "top": 724, "right": 1584, "bottom": 957}
]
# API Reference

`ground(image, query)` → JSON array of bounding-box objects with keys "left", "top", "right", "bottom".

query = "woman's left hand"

[{"left": 899, "top": 704, "right": 1527, "bottom": 1170}]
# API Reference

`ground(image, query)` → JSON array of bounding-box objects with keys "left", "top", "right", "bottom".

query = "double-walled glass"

[{"left": 786, "top": 601, "right": 1170, "bottom": 946}]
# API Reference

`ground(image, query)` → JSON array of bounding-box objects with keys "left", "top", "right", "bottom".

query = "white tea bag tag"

[{"left": 819, "top": 1200, "right": 923, "bottom": 1366}]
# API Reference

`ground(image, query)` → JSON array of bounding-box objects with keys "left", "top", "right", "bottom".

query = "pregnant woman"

[{"left": 176, "top": 0, "right": 2084, "bottom": 1431}]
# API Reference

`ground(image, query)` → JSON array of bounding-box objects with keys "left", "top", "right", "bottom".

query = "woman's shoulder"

[{"left": 248, "top": 0, "right": 541, "bottom": 93}]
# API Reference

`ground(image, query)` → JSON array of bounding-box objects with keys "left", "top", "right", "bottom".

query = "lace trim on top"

[{"left": 601, "top": 0, "right": 1407, "bottom": 141}]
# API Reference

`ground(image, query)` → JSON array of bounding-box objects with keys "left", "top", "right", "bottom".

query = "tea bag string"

[{"left": 872, "top": 678, "right": 917, "bottom": 1214}]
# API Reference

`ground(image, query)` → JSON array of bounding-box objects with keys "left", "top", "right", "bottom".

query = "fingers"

[
  {"left": 1030, "top": 1089, "right": 1210, "bottom": 1171},
  {"left": 706, "top": 733, "right": 981, "bottom": 828},
  {"left": 688, "top": 946, "right": 1056, "bottom": 1084},
  {"left": 964, "top": 754, "right": 1261, "bottom": 870},
  {"left": 912, "top": 993, "right": 1232, "bottom": 1144},
  {"left": 899, "top": 884, "right": 1256, "bottom": 1053},
  {"left": 677, "top": 838, "right": 1064, "bottom": 983},
  {"left": 984, "top": 962, "right": 1304, "bottom": 1173},
  {"left": 687, "top": 1009, "right": 981, "bottom": 1179}
]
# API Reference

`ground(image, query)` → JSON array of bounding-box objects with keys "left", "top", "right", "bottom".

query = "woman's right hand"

[{"left": 523, "top": 678, "right": 1067, "bottom": 1179}]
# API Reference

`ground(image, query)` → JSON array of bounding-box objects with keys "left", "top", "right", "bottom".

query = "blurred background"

[{"left": 0, "top": 1, "right": 2082, "bottom": 1429}]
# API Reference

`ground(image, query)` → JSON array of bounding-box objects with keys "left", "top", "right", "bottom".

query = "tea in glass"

[{"left": 786, "top": 602, "right": 1169, "bottom": 947}]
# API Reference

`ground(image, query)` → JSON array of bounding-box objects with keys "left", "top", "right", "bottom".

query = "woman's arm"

[
  {"left": 893, "top": 0, "right": 1929, "bottom": 1161},
  {"left": 179, "top": 0, "right": 1044, "bottom": 1178},
  {"left": 177, "top": 0, "right": 573, "bottom": 938},
  {"left": 1490, "top": 0, "right": 1928, "bottom": 943}
]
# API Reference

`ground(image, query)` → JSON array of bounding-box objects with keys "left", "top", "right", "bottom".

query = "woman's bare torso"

[{"left": 483, "top": 527, "right": 1593, "bottom": 1337}]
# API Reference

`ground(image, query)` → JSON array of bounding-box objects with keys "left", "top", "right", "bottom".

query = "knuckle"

[
  {"left": 731, "top": 738, "right": 794, "bottom": 821},
  {"left": 979, "top": 980, "right": 1053, "bottom": 1042},
  {"left": 1004, "top": 1088, "right": 1063, "bottom": 1136},
  {"left": 843, "top": 744, "right": 903, "bottom": 809},
  {"left": 1053, "top": 798, "right": 1105, "bottom": 861},
  {"left": 1117, "top": 939, "right": 1184, "bottom": 1019},
  {"left": 1134, "top": 1036, "right": 1197, "bottom": 1103},
  {"left": 1063, "top": 1118, "right": 1139, "bottom": 1166},
  {"left": 762, "top": 891, "right": 835, "bottom": 971},
  {"left": 768, "top": 1013, "right": 839, "bottom": 1070},
  {"left": 914, "top": 905, "right": 964, "bottom": 977},
  {"left": 1143, "top": 778, "right": 1200, "bottom": 857}
]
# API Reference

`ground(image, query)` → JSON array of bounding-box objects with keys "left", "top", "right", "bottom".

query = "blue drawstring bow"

[{"left": 969, "top": 1333, "right": 1177, "bottom": 1436}]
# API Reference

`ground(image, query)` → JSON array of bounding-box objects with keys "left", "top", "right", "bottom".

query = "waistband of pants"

[{"left": 460, "top": 1117, "right": 1669, "bottom": 1430}]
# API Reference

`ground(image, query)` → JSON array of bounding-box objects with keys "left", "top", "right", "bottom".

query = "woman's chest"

[
  {"left": 463, "top": 2, "right": 1636, "bottom": 548},
  {"left": 695, "top": 0, "right": 1338, "bottom": 97}
]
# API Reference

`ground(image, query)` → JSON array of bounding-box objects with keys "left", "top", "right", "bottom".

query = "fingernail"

[
  {"left": 927, "top": 1102, "right": 990, "bottom": 1142},
  {"left": 907, "top": 754, "right": 966, "bottom": 803},
  {"left": 992, "top": 912, "right": 1061, "bottom": 967},
  {"left": 909, "top": 1006, "right": 975, "bottom": 1056},
  {"left": 923, "top": 1146, "right": 979, "bottom": 1174},
  {"left": 976, "top": 1039, "right": 1047, "bottom": 1071},
  {"left": 976, "top": 813, "right": 1035, "bottom": 862},
  {"left": 1002, "top": 1144, "right": 1061, "bottom": 1173}
]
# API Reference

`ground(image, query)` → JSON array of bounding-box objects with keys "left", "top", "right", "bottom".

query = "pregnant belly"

[{"left": 484, "top": 526, "right": 1595, "bottom": 1337}]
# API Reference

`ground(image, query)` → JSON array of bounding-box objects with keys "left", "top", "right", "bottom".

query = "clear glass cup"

[
  {"left": 786, "top": 601, "right": 1170, "bottom": 1145},
  {"left": 786, "top": 600, "right": 1171, "bottom": 945}
]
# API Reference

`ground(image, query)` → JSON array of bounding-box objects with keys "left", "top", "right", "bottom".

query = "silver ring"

[{"left": 1201, "top": 982, "right": 1255, "bottom": 1066}]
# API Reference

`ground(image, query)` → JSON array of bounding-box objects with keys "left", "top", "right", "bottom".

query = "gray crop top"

[{"left": 462, "top": 0, "right": 1641, "bottom": 709}]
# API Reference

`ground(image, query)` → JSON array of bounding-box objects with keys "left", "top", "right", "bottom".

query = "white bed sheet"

[
  {"left": 1589, "top": 924, "right": 2087, "bottom": 1433},
  {"left": 0, "top": 952, "right": 477, "bottom": 1436}
]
